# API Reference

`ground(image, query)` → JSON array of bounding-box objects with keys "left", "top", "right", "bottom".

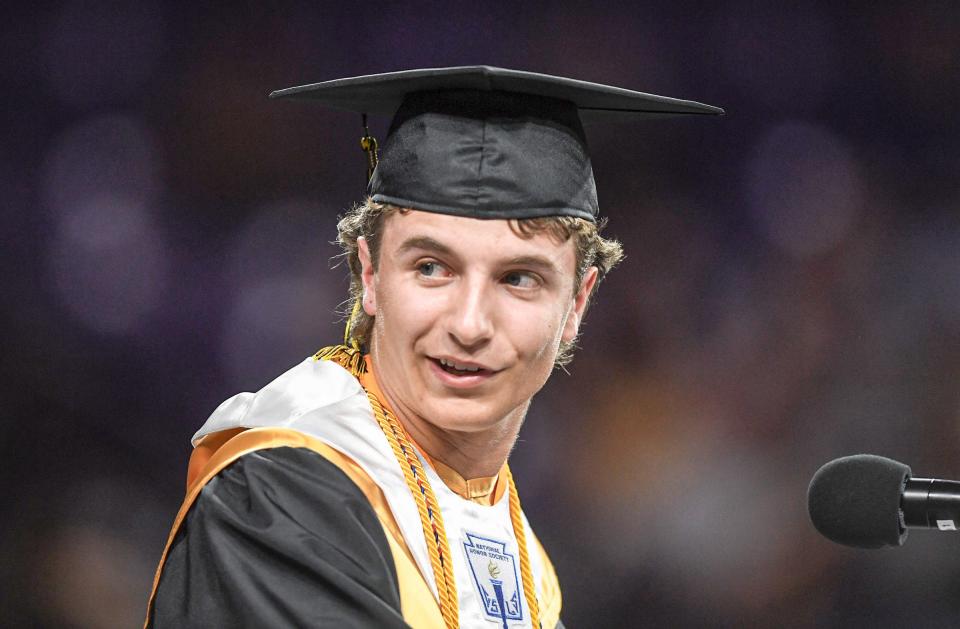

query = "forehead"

[{"left": 379, "top": 209, "right": 577, "bottom": 270}]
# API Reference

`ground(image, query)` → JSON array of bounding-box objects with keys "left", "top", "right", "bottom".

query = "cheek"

[
  {"left": 377, "top": 279, "right": 442, "bottom": 343},
  {"left": 508, "top": 301, "right": 569, "bottom": 357}
]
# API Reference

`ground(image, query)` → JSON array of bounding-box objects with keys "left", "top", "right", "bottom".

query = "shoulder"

[
  {"left": 148, "top": 438, "right": 406, "bottom": 628},
  {"left": 199, "top": 445, "right": 389, "bottom": 546}
]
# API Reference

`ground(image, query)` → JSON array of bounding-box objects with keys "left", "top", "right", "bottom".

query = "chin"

[{"left": 421, "top": 398, "right": 514, "bottom": 434}]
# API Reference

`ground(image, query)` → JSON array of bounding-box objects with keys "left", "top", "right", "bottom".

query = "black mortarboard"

[{"left": 270, "top": 66, "right": 722, "bottom": 222}]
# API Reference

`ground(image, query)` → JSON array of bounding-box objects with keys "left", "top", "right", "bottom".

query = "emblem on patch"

[{"left": 462, "top": 531, "right": 524, "bottom": 627}]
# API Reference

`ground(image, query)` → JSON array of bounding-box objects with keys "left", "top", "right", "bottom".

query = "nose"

[{"left": 446, "top": 276, "right": 494, "bottom": 349}]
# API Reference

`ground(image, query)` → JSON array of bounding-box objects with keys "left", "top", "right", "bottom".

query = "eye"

[
  {"left": 503, "top": 271, "right": 540, "bottom": 289},
  {"left": 417, "top": 260, "right": 449, "bottom": 278}
]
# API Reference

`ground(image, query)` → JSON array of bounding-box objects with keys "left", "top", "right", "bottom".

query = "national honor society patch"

[{"left": 462, "top": 531, "right": 525, "bottom": 627}]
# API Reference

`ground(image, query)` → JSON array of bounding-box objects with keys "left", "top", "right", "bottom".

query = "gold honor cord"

[
  {"left": 506, "top": 466, "right": 541, "bottom": 628},
  {"left": 316, "top": 345, "right": 541, "bottom": 628},
  {"left": 366, "top": 391, "right": 460, "bottom": 629}
]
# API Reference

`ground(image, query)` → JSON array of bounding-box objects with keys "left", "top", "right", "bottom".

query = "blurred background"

[{"left": 4, "top": 1, "right": 960, "bottom": 627}]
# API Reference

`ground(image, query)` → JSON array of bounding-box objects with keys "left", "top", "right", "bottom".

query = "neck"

[
  {"left": 364, "top": 355, "right": 525, "bottom": 480},
  {"left": 399, "top": 406, "right": 523, "bottom": 479}
]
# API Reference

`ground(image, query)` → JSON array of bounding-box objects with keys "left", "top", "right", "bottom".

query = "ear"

[
  {"left": 357, "top": 237, "right": 377, "bottom": 316},
  {"left": 561, "top": 266, "right": 599, "bottom": 343}
]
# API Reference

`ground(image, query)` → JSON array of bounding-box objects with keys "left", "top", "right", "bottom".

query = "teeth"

[{"left": 439, "top": 358, "right": 481, "bottom": 372}]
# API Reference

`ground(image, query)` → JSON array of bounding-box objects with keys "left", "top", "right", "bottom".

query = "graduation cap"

[{"left": 270, "top": 66, "right": 723, "bottom": 222}]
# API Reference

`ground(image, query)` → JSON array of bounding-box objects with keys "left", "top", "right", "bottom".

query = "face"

[{"left": 358, "top": 210, "right": 598, "bottom": 435}]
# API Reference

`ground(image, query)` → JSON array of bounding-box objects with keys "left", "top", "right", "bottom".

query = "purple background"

[{"left": 5, "top": 2, "right": 960, "bottom": 627}]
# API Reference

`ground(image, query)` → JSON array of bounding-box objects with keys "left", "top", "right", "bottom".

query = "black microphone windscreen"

[{"left": 807, "top": 454, "right": 911, "bottom": 549}]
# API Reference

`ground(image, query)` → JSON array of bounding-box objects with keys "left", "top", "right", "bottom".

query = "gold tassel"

[
  {"left": 313, "top": 344, "right": 366, "bottom": 377},
  {"left": 360, "top": 113, "right": 379, "bottom": 183},
  {"left": 346, "top": 112, "right": 378, "bottom": 350},
  {"left": 343, "top": 298, "right": 363, "bottom": 351}
]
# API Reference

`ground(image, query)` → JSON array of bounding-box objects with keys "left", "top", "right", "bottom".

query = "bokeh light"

[
  {"left": 218, "top": 199, "right": 343, "bottom": 387},
  {"left": 41, "top": 114, "right": 169, "bottom": 335},
  {"left": 747, "top": 121, "right": 864, "bottom": 258}
]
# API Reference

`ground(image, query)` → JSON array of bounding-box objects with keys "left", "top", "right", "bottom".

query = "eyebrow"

[
  {"left": 503, "top": 255, "right": 563, "bottom": 276},
  {"left": 396, "top": 236, "right": 455, "bottom": 257}
]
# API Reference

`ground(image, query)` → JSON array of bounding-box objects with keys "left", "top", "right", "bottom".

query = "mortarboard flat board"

[{"left": 271, "top": 66, "right": 723, "bottom": 221}]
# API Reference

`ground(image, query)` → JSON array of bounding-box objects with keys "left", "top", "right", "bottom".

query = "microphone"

[{"left": 807, "top": 454, "right": 960, "bottom": 549}]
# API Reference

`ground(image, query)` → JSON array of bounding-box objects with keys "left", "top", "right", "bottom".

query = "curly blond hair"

[{"left": 336, "top": 198, "right": 623, "bottom": 366}]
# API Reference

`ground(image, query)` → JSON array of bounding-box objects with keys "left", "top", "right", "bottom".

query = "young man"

[{"left": 145, "top": 67, "right": 721, "bottom": 628}]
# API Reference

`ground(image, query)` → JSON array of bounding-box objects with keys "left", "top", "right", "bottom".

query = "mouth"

[{"left": 428, "top": 356, "right": 498, "bottom": 385}]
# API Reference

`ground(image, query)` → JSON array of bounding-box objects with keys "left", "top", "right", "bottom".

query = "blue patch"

[{"left": 462, "top": 531, "right": 524, "bottom": 627}]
